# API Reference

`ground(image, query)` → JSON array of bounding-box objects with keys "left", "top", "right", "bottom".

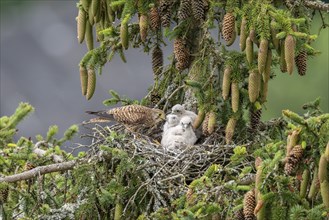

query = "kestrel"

[
  {"left": 86, "top": 104, "right": 165, "bottom": 128},
  {"left": 171, "top": 104, "right": 197, "bottom": 123}
]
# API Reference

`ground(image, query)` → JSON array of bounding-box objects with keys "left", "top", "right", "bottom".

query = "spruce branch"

[
  {"left": 0, "top": 160, "right": 78, "bottom": 183},
  {"left": 303, "top": 0, "right": 329, "bottom": 12}
]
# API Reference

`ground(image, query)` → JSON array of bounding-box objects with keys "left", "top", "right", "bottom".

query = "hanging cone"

[
  {"left": 159, "top": 0, "right": 172, "bottom": 28},
  {"left": 222, "top": 12, "right": 236, "bottom": 45},
  {"left": 86, "top": 67, "right": 96, "bottom": 100},
  {"left": 120, "top": 22, "right": 129, "bottom": 49},
  {"left": 80, "top": 66, "right": 88, "bottom": 96},
  {"left": 139, "top": 14, "right": 148, "bottom": 42},
  {"left": 231, "top": 82, "right": 239, "bottom": 113},
  {"left": 246, "top": 37, "right": 253, "bottom": 65},
  {"left": 178, "top": 0, "right": 192, "bottom": 21},
  {"left": 225, "top": 117, "right": 237, "bottom": 144},
  {"left": 258, "top": 39, "right": 268, "bottom": 75},
  {"left": 243, "top": 189, "right": 256, "bottom": 220},
  {"left": 202, "top": 112, "right": 210, "bottom": 136},
  {"left": 152, "top": 46, "right": 163, "bottom": 76},
  {"left": 248, "top": 69, "right": 260, "bottom": 103},
  {"left": 295, "top": 50, "right": 307, "bottom": 76},
  {"left": 149, "top": 6, "right": 161, "bottom": 31},
  {"left": 191, "top": 0, "right": 205, "bottom": 22},
  {"left": 284, "top": 35, "right": 295, "bottom": 75},
  {"left": 222, "top": 65, "right": 232, "bottom": 100},
  {"left": 250, "top": 105, "right": 262, "bottom": 132},
  {"left": 193, "top": 109, "right": 205, "bottom": 129},
  {"left": 85, "top": 20, "right": 94, "bottom": 51},
  {"left": 174, "top": 37, "right": 190, "bottom": 71},
  {"left": 263, "top": 49, "right": 272, "bottom": 82},
  {"left": 80, "top": 65, "right": 88, "bottom": 96},
  {"left": 77, "top": 7, "right": 86, "bottom": 44},
  {"left": 239, "top": 17, "right": 247, "bottom": 51},
  {"left": 207, "top": 111, "right": 216, "bottom": 134}
]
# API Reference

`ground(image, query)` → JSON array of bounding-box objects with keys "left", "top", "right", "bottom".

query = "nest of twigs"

[{"left": 82, "top": 123, "right": 237, "bottom": 212}]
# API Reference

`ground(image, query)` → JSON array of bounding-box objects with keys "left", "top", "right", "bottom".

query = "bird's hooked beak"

[{"left": 183, "top": 124, "right": 188, "bottom": 129}]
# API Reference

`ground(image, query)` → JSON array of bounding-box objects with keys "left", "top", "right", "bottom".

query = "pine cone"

[
  {"left": 202, "top": 112, "right": 210, "bottom": 136},
  {"left": 284, "top": 145, "right": 303, "bottom": 175},
  {"left": 174, "top": 37, "right": 190, "bottom": 71},
  {"left": 280, "top": 40, "right": 287, "bottom": 73},
  {"left": 263, "top": 49, "right": 272, "bottom": 82},
  {"left": 86, "top": 67, "right": 96, "bottom": 100},
  {"left": 240, "top": 17, "right": 247, "bottom": 51},
  {"left": 243, "top": 189, "right": 256, "bottom": 220},
  {"left": 222, "top": 13, "right": 236, "bottom": 45},
  {"left": 248, "top": 69, "right": 260, "bottom": 103},
  {"left": 77, "top": 7, "right": 86, "bottom": 44},
  {"left": 85, "top": 20, "right": 94, "bottom": 51},
  {"left": 192, "top": 0, "right": 205, "bottom": 22},
  {"left": 250, "top": 106, "right": 262, "bottom": 132},
  {"left": 139, "top": 14, "right": 148, "bottom": 42},
  {"left": 231, "top": 82, "right": 239, "bottom": 113},
  {"left": 285, "top": 35, "right": 295, "bottom": 75},
  {"left": 0, "top": 186, "right": 9, "bottom": 203},
  {"left": 258, "top": 39, "right": 268, "bottom": 75},
  {"left": 149, "top": 7, "right": 161, "bottom": 31},
  {"left": 207, "top": 111, "right": 216, "bottom": 134},
  {"left": 152, "top": 46, "right": 163, "bottom": 76},
  {"left": 234, "top": 209, "right": 245, "bottom": 220},
  {"left": 225, "top": 117, "right": 237, "bottom": 144},
  {"left": 178, "top": 0, "right": 192, "bottom": 21},
  {"left": 222, "top": 65, "right": 232, "bottom": 100},
  {"left": 295, "top": 50, "right": 307, "bottom": 76},
  {"left": 120, "top": 22, "right": 129, "bottom": 50},
  {"left": 246, "top": 37, "right": 253, "bottom": 65},
  {"left": 25, "top": 162, "right": 35, "bottom": 171},
  {"left": 159, "top": 0, "right": 172, "bottom": 28},
  {"left": 80, "top": 65, "right": 88, "bottom": 96}
]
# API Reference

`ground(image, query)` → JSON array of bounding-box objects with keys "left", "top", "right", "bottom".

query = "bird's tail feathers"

[{"left": 86, "top": 111, "right": 115, "bottom": 120}]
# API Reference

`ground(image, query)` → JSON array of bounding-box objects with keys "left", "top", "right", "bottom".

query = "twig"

[
  {"left": 303, "top": 0, "right": 329, "bottom": 12},
  {"left": 163, "top": 85, "right": 186, "bottom": 111},
  {"left": 0, "top": 160, "right": 78, "bottom": 183}
]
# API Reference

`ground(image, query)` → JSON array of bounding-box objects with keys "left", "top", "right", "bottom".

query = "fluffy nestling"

[
  {"left": 171, "top": 104, "right": 197, "bottom": 122},
  {"left": 161, "top": 116, "right": 197, "bottom": 150}
]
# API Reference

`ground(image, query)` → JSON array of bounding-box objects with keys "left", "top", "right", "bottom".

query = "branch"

[
  {"left": 304, "top": 0, "right": 329, "bottom": 12},
  {"left": 0, "top": 160, "right": 78, "bottom": 183}
]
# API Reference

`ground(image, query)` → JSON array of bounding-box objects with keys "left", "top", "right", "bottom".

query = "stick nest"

[{"left": 83, "top": 123, "right": 235, "bottom": 213}]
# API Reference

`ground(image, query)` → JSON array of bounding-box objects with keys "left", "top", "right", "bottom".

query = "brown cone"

[
  {"left": 149, "top": 7, "right": 161, "bottom": 31},
  {"left": 0, "top": 186, "right": 9, "bottom": 203},
  {"left": 250, "top": 106, "right": 262, "bottom": 132},
  {"left": 159, "top": 0, "right": 172, "bottom": 28},
  {"left": 178, "top": 0, "right": 192, "bottom": 21},
  {"left": 174, "top": 37, "right": 190, "bottom": 71},
  {"left": 243, "top": 189, "right": 256, "bottom": 220},
  {"left": 295, "top": 50, "right": 307, "bottom": 76},
  {"left": 152, "top": 46, "right": 163, "bottom": 76},
  {"left": 284, "top": 145, "right": 303, "bottom": 175},
  {"left": 202, "top": 112, "right": 210, "bottom": 136},
  {"left": 191, "top": 0, "right": 205, "bottom": 22},
  {"left": 234, "top": 209, "right": 245, "bottom": 220},
  {"left": 222, "top": 13, "right": 235, "bottom": 44}
]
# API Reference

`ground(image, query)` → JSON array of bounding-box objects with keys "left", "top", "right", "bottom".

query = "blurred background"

[{"left": 0, "top": 1, "right": 328, "bottom": 145}]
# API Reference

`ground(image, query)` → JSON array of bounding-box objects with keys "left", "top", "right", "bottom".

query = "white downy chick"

[{"left": 171, "top": 104, "right": 197, "bottom": 123}]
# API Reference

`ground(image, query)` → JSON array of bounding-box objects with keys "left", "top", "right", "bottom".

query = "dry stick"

[
  {"left": 304, "top": 0, "right": 329, "bottom": 11},
  {"left": 0, "top": 160, "right": 78, "bottom": 183}
]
